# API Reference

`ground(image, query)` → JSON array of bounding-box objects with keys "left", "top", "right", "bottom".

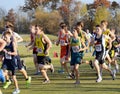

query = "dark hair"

[
  {"left": 72, "top": 27, "right": 79, "bottom": 34},
  {"left": 76, "top": 21, "right": 84, "bottom": 28},
  {"left": 5, "top": 22, "right": 14, "bottom": 31},
  {"left": 59, "top": 22, "right": 67, "bottom": 29},
  {"left": 59, "top": 22, "right": 65, "bottom": 27},
  {"left": 35, "top": 24, "right": 43, "bottom": 30},
  {"left": 101, "top": 20, "right": 107, "bottom": 24},
  {"left": 3, "top": 30, "right": 11, "bottom": 36},
  {"left": 6, "top": 22, "right": 14, "bottom": 27},
  {"left": 96, "top": 24, "right": 100, "bottom": 27}
]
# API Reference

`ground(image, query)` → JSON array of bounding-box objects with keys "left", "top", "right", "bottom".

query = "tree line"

[{"left": 0, "top": 0, "right": 120, "bottom": 34}]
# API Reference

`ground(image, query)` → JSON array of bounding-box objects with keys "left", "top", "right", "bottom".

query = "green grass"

[{"left": 1, "top": 34, "right": 120, "bottom": 94}]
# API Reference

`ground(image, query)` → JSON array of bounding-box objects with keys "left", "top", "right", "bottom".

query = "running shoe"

[
  {"left": 12, "top": 89, "right": 20, "bottom": 94},
  {"left": 69, "top": 73, "right": 75, "bottom": 79},
  {"left": 96, "top": 77, "right": 102, "bottom": 83},
  {"left": 26, "top": 76, "right": 31, "bottom": 88},
  {"left": 3, "top": 80, "right": 11, "bottom": 89},
  {"left": 42, "top": 79, "right": 50, "bottom": 84},
  {"left": 74, "top": 80, "right": 80, "bottom": 85}
]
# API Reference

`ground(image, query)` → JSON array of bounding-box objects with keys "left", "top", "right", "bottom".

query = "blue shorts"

[{"left": 0, "top": 69, "right": 5, "bottom": 83}]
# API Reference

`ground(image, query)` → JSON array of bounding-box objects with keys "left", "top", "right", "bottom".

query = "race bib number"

[
  {"left": 95, "top": 44, "right": 102, "bottom": 52},
  {"left": 72, "top": 46, "right": 80, "bottom": 53},
  {"left": 60, "top": 40, "right": 65, "bottom": 46},
  {"left": 37, "top": 48, "right": 43, "bottom": 53},
  {"left": 5, "top": 53, "right": 12, "bottom": 59}
]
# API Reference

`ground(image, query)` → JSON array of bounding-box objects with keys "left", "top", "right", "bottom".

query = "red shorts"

[{"left": 60, "top": 46, "right": 68, "bottom": 59}]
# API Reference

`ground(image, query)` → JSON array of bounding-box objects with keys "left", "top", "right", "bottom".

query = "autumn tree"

[
  {"left": 0, "top": 8, "right": 6, "bottom": 30},
  {"left": 5, "top": 9, "right": 16, "bottom": 25},
  {"left": 93, "top": 0, "right": 110, "bottom": 8},
  {"left": 33, "top": 7, "right": 62, "bottom": 34},
  {"left": 93, "top": 6, "right": 111, "bottom": 25},
  {"left": 22, "top": 0, "right": 60, "bottom": 11},
  {"left": 59, "top": 0, "right": 88, "bottom": 30},
  {"left": 109, "top": 1, "right": 120, "bottom": 33}
]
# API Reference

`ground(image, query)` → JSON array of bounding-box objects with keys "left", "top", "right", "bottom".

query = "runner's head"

[
  {"left": 72, "top": 27, "right": 79, "bottom": 37},
  {"left": 101, "top": 20, "right": 108, "bottom": 28},
  {"left": 95, "top": 25, "right": 102, "bottom": 35},
  {"left": 2, "top": 30, "right": 12, "bottom": 43},
  {"left": 76, "top": 21, "right": 84, "bottom": 30},
  {"left": 5, "top": 21, "right": 14, "bottom": 31},
  {"left": 35, "top": 25, "right": 43, "bottom": 35},
  {"left": 59, "top": 22, "right": 67, "bottom": 29}
]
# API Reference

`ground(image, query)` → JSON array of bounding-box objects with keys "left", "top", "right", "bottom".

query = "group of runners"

[
  {"left": 0, "top": 22, "right": 32, "bottom": 94},
  {"left": 0, "top": 20, "right": 120, "bottom": 94},
  {"left": 56, "top": 20, "right": 120, "bottom": 84}
]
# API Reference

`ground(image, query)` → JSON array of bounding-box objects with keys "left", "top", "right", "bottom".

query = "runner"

[
  {"left": 76, "top": 21, "right": 91, "bottom": 66},
  {"left": 100, "top": 20, "right": 115, "bottom": 76},
  {"left": 1, "top": 30, "right": 20, "bottom": 94},
  {"left": 56, "top": 22, "right": 72, "bottom": 77},
  {"left": 69, "top": 28, "right": 87, "bottom": 84},
  {"left": 31, "top": 26, "right": 54, "bottom": 83},
  {"left": 91, "top": 25, "right": 115, "bottom": 83},
  {"left": 109, "top": 28, "right": 120, "bottom": 74},
  {"left": 25, "top": 24, "right": 40, "bottom": 75},
  {"left": 2, "top": 22, "right": 31, "bottom": 88}
]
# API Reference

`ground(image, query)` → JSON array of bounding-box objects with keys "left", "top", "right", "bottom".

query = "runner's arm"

[
  {"left": 0, "top": 39, "right": 6, "bottom": 51},
  {"left": 43, "top": 34, "right": 52, "bottom": 54},
  {"left": 79, "top": 40, "right": 87, "bottom": 51}
]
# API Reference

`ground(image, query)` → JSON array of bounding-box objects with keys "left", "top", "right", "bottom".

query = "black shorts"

[
  {"left": 2, "top": 59, "right": 16, "bottom": 75},
  {"left": 14, "top": 55, "right": 24, "bottom": 70},
  {"left": 95, "top": 52, "right": 105, "bottom": 64},
  {"left": 37, "top": 56, "right": 51, "bottom": 65}
]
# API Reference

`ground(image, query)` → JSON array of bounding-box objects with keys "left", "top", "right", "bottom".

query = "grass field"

[{"left": 1, "top": 34, "right": 120, "bottom": 94}]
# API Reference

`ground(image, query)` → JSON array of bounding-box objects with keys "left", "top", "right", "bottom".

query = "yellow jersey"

[
  {"left": 102, "top": 29, "right": 110, "bottom": 36},
  {"left": 35, "top": 34, "right": 48, "bottom": 56}
]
